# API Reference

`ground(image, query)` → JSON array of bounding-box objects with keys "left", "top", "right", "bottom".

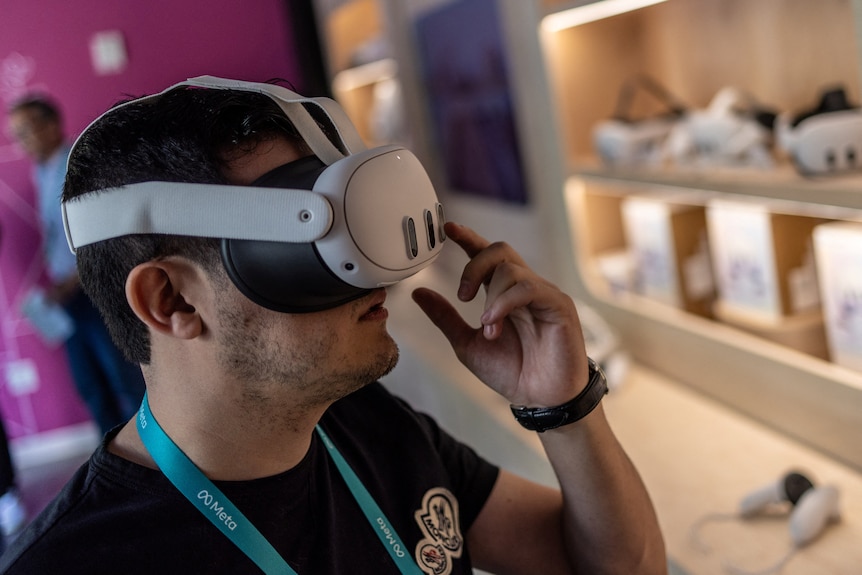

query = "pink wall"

[{"left": 0, "top": 0, "right": 306, "bottom": 438}]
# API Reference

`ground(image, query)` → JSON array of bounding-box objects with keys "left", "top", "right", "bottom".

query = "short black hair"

[{"left": 64, "top": 83, "right": 312, "bottom": 364}]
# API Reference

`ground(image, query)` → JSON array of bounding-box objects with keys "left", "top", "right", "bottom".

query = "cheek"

[
  {"left": 289, "top": 313, "right": 380, "bottom": 365},
  {"left": 259, "top": 309, "right": 344, "bottom": 355},
  {"left": 287, "top": 314, "right": 351, "bottom": 353},
  {"left": 227, "top": 296, "right": 363, "bottom": 363}
]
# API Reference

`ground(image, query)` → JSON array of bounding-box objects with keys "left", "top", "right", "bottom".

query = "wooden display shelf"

[
  {"left": 561, "top": 171, "right": 862, "bottom": 471},
  {"left": 570, "top": 160, "right": 862, "bottom": 215},
  {"left": 540, "top": 0, "right": 861, "bottom": 162}
]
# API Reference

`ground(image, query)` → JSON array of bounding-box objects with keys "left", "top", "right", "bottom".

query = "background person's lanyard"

[{"left": 136, "top": 393, "right": 423, "bottom": 575}]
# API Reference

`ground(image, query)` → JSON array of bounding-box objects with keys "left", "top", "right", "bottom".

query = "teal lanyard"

[{"left": 136, "top": 394, "right": 423, "bottom": 575}]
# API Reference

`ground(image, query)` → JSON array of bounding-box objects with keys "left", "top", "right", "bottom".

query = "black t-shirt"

[{"left": 0, "top": 383, "right": 499, "bottom": 574}]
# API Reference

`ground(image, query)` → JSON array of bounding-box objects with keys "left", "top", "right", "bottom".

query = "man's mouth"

[{"left": 359, "top": 290, "right": 388, "bottom": 321}]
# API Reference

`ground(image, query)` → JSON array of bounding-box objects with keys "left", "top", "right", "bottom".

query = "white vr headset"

[
  {"left": 62, "top": 76, "right": 446, "bottom": 312},
  {"left": 592, "top": 75, "right": 687, "bottom": 168},
  {"left": 776, "top": 87, "right": 862, "bottom": 175},
  {"left": 665, "top": 86, "right": 775, "bottom": 169}
]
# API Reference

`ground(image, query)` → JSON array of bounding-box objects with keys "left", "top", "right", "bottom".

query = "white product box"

[
  {"left": 594, "top": 249, "right": 635, "bottom": 297},
  {"left": 621, "top": 192, "right": 715, "bottom": 316},
  {"left": 813, "top": 221, "right": 862, "bottom": 371},
  {"left": 706, "top": 199, "right": 822, "bottom": 321}
]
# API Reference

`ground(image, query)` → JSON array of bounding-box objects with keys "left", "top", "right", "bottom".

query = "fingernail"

[
  {"left": 458, "top": 281, "right": 470, "bottom": 300},
  {"left": 483, "top": 324, "right": 494, "bottom": 338}
]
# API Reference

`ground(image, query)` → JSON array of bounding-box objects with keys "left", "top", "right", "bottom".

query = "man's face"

[
  {"left": 210, "top": 138, "right": 399, "bottom": 404},
  {"left": 8, "top": 107, "right": 63, "bottom": 162}
]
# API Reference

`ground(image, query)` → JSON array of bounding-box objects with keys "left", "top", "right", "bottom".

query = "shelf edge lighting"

[
  {"left": 541, "top": 0, "right": 669, "bottom": 33},
  {"left": 332, "top": 58, "right": 397, "bottom": 93}
]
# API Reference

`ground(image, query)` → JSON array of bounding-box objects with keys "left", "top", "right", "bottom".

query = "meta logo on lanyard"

[
  {"left": 377, "top": 516, "right": 407, "bottom": 558},
  {"left": 196, "top": 490, "right": 239, "bottom": 532}
]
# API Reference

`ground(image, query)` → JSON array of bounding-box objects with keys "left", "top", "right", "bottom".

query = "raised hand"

[{"left": 411, "top": 222, "right": 590, "bottom": 408}]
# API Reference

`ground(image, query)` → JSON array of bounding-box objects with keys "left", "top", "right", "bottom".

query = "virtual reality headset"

[
  {"left": 665, "top": 86, "right": 777, "bottom": 169},
  {"left": 62, "top": 76, "right": 446, "bottom": 313},
  {"left": 593, "top": 117, "right": 677, "bottom": 167},
  {"left": 776, "top": 87, "right": 862, "bottom": 175},
  {"left": 592, "top": 75, "right": 687, "bottom": 168}
]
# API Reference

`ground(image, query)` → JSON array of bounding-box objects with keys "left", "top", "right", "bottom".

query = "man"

[
  {"left": 7, "top": 97, "right": 145, "bottom": 435},
  {"left": 0, "top": 77, "right": 665, "bottom": 574}
]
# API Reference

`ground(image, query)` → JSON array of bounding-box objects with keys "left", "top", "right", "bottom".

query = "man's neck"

[{"left": 109, "top": 388, "right": 329, "bottom": 481}]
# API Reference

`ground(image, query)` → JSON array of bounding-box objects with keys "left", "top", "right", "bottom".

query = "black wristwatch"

[{"left": 510, "top": 358, "right": 608, "bottom": 432}]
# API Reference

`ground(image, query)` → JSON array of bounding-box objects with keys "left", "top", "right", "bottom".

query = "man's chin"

[
  {"left": 365, "top": 340, "right": 400, "bottom": 385},
  {"left": 330, "top": 341, "right": 400, "bottom": 401}
]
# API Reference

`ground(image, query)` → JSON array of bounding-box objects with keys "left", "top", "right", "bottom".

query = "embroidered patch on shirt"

[{"left": 414, "top": 487, "right": 463, "bottom": 575}]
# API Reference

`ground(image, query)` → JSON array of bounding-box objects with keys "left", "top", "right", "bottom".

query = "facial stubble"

[{"left": 215, "top": 297, "right": 400, "bottom": 410}]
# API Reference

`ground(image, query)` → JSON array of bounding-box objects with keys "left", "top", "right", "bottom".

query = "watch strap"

[{"left": 510, "top": 358, "right": 608, "bottom": 432}]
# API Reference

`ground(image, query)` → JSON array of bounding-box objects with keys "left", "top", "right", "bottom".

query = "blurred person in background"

[{"left": 7, "top": 97, "right": 145, "bottom": 436}]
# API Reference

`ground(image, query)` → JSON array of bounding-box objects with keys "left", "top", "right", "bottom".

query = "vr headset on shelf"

[
  {"left": 62, "top": 76, "right": 446, "bottom": 313},
  {"left": 664, "top": 86, "right": 778, "bottom": 169},
  {"left": 776, "top": 86, "right": 862, "bottom": 176},
  {"left": 592, "top": 75, "right": 687, "bottom": 167}
]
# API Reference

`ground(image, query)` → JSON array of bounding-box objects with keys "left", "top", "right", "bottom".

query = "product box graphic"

[
  {"left": 621, "top": 191, "right": 715, "bottom": 316},
  {"left": 706, "top": 199, "right": 822, "bottom": 321},
  {"left": 813, "top": 221, "right": 862, "bottom": 370}
]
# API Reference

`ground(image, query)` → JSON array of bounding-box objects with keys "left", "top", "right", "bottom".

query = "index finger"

[
  {"left": 445, "top": 222, "right": 530, "bottom": 300},
  {"left": 443, "top": 221, "right": 491, "bottom": 259}
]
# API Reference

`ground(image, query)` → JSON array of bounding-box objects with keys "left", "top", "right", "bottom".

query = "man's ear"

[{"left": 125, "top": 260, "right": 204, "bottom": 340}]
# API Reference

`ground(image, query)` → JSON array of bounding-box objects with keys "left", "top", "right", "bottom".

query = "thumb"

[{"left": 411, "top": 287, "right": 476, "bottom": 351}]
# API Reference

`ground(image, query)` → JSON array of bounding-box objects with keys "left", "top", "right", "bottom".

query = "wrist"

[{"left": 510, "top": 358, "right": 608, "bottom": 433}]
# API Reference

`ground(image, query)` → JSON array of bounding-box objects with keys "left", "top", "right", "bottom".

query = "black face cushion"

[{"left": 220, "top": 156, "right": 371, "bottom": 313}]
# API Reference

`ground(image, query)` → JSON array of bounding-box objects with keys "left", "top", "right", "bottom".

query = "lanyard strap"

[
  {"left": 137, "top": 394, "right": 295, "bottom": 574},
  {"left": 315, "top": 426, "right": 423, "bottom": 575},
  {"left": 136, "top": 394, "right": 422, "bottom": 575}
]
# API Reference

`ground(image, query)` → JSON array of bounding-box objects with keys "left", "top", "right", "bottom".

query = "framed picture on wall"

[{"left": 415, "top": 0, "right": 528, "bottom": 205}]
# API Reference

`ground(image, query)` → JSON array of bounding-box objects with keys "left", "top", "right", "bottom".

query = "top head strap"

[{"left": 67, "top": 75, "right": 367, "bottom": 169}]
